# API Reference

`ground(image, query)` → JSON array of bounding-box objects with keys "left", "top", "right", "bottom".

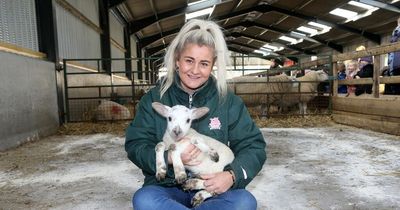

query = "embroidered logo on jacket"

[{"left": 209, "top": 117, "right": 221, "bottom": 130}]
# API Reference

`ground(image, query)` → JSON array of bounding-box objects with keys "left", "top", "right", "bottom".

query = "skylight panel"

[
  {"left": 188, "top": 0, "right": 208, "bottom": 6},
  {"left": 262, "top": 44, "right": 283, "bottom": 51},
  {"left": 329, "top": 8, "right": 358, "bottom": 19},
  {"left": 297, "top": 26, "right": 318, "bottom": 36},
  {"left": 308, "top": 22, "right": 331, "bottom": 31},
  {"left": 185, "top": 7, "right": 214, "bottom": 20},
  {"left": 253, "top": 49, "right": 270, "bottom": 56},
  {"left": 278, "top": 35, "right": 302, "bottom": 44},
  {"left": 348, "top": 1, "right": 375, "bottom": 10}
]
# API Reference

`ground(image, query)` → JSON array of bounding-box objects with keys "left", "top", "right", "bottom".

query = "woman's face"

[
  {"left": 347, "top": 63, "right": 357, "bottom": 72},
  {"left": 176, "top": 43, "right": 214, "bottom": 94}
]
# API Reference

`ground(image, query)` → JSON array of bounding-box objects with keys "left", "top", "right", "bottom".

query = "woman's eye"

[
  {"left": 201, "top": 62, "right": 209, "bottom": 67},
  {"left": 185, "top": 59, "right": 193, "bottom": 64}
]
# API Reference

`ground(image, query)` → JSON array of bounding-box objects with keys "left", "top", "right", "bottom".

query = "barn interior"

[{"left": 0, "top": 0, "right": 400, "bottom": 209}]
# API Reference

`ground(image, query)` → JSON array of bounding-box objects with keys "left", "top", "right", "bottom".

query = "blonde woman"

[{"left": 125, "top": 19, "right": 266, "bottom": 210}]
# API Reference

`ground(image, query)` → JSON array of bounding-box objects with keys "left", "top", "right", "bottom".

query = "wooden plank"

[
  {"left": 380, "top": 76, "right": 400, "bottom": 84},
  {"left": 55, "top": 0, "right": 102, "bottom": 34},
  {"left": 333, "top": 96, "right": 400, "bottom": 118},
  {"left": 373, "top": 56, "right": 380, "bottom": 98},
  {"left": 0, "top": 41, "right": 46, "bottom": 59},
  {"left": 333, "top": 42, "right": 400, "bottom": 62},
  {"left": 338, "top": 78, "right": 373, "bottom": 85},
  {"left": 332, "top": 62, "right": 338, "bottom": 96},
  {"left": 333, "top": 110, "right": 400, "bottom": 136},
  {"left": 110, "top": 38, "right": 126, "bottom": 53},
  {"left": 337, "top": 76, "right": 400, "bottom": 85}
]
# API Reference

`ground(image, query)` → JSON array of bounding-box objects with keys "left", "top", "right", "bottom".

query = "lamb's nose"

[{"left": 173, "top": 127, "right": 181, "bottom": 136}]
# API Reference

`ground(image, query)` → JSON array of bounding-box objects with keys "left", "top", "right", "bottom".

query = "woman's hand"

[
  {"left": 201, "top": 171, "right": 234, "bottom": 195},
  {"left": 167, "top": 137, "right": 202, "bottom": 165}
]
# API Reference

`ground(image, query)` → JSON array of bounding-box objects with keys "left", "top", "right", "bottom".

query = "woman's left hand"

[{"left": 200, "top": 171, "right": 234, "bottom": 195}]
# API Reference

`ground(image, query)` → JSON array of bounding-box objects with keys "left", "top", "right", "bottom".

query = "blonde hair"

[
  {"left": 160, "top": 19, "right": 230, "bottom": 100},
  {"left": 346, "top": 60, "right": 358, "bottom": 73}
]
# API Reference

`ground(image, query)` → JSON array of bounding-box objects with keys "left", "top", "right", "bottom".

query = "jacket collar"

[{"left": 170, "top": 73, "right": 217, "bottom": 107}]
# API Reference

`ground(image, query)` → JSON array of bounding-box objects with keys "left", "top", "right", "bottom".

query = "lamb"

[
  {"left": 152, "top": 102, "right": 234, "bottom": 206},
  {"left": 276, "top": 70, "right": 329, "bottom": 114}
]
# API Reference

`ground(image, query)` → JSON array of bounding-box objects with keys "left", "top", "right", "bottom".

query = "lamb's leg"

[
  {"left": 155, "top": 142, "right": 167, "bottom": 181},
  {"left": 303, "top": 102, "right": 307, "bottom": 115},
  {"left": 191, "top": 137, "right": 219, "bottom": 162},
  {"left": 298, "top": 103, "right": 304, "bottom": 115},
  {"left": 182, "top": 178, "right": 205, "bottom": 191},
  {"left": 169, "top": 144, "right": 187, "bottom": 184},
  {"left": 192, "top": 190, "right": 214, "bottom": 207}
]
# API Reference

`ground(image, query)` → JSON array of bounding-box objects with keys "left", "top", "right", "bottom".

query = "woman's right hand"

[{"left": 179, "top": 137, "right": 202, "bottom": 165}]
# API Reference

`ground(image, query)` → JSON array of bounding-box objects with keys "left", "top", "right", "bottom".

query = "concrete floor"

[{"left": 0, "top": 124, "right": 399, "bottom": 209}]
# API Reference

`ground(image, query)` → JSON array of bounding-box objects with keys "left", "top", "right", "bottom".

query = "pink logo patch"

[{"left": 209, "top": 117, "right": 221, "bottom": 130}]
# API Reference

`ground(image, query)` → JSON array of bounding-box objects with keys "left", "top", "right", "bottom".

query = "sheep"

[
  {"left": 95, "top": 100, "right": 131, "bottom": 120},
  {"left": 229, "top": 70, "right": 328, "bottom": 115},
  {"left": 276, "top": 70, "right": 329, "bottom": 114},
  {"left": 228, "top": 74, "right": 294, "bottom": 115},
  {"left": 152, "top": 102, "right": 234, "bottom": 206}
]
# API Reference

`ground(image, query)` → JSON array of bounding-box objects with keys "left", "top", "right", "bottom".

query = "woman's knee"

[
  {"left": 132, "top": 185, "right": 161, "bottom": 210},
  {"left": 232, "top": 189, "right": 257, "bottom": 210}
]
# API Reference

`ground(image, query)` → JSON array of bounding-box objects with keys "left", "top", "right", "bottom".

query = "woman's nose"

[{"left": 191, "top": 63, "right": 200, "bottom": 73}]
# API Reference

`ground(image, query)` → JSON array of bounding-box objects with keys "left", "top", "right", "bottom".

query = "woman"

[
  {"left": 125, "top": 19, "right": 266, "bottom": 210},
  {"left": 345, "top": 60, "right": 358, "bottom": 96}
]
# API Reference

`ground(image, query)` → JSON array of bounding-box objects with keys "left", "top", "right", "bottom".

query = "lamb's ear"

[
  {"left": 192, "top": 107, "right": 210, "bottom": 120},
  {"left": 152, "top": 102, "right": 170, "bottom": 117}
]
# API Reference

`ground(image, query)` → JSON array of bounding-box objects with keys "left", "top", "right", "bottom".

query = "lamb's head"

[{"left": 152, "top": 102, "right": 209, "bottom": 141}]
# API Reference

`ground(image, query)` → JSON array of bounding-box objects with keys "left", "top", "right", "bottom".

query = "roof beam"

[
  {"left": 227, "top": 40, "right": 281, "bottom": 56},
  {"left": 353, "top": 0, "right": 400, "bottom": 13},
  {"left": 265, "top": 5, "right": 381, "bottom": 44},
  {"left": 129, "top": 0, "right": 224, "bottom": 34},
  {"left": 229, "top": 32, "right": 316, "bottom": 55},
  {"left": 226, "top": 21, "right": 343, "bottom": 52},
  {"left": 212, "top": 4, "right": 380, "bottom": 44},
  {"left": 140, "top": 28, "right": 180, "bottom": 48},
  {"left": 228, "top": 46, "right": 266, "bottom": 57},
  {"left": 146, "top": 44, "right": 167, "bottom": 56},
  {"left": 108, "top": 0, "right": 126, "bottom": 8}
]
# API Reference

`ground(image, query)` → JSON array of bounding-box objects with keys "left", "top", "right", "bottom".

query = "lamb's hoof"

[
  {"left": 191, "top": 194, "right": 205, "bottom": 207},
  {"left": 209, "top": 150, "right": 219, "bottom": 162},
  {"left": 156, "top": 171, "right": 166, "bottom": 181},
  {"left": 183, "top": 179, "right": 198, "bottom": 191},
  {"left": 156, "top": 167, "right": 167, "bottom": 181},
  {"left": 175, "top": 173, "right": 187, "bottom": 184}
]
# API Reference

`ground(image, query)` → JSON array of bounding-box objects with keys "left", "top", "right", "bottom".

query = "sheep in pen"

[{"left": 228, "top": 70, "right": 329, "bottom": 116}]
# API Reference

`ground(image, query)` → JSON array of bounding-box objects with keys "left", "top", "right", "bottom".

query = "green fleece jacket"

[{"left": 125, "top": 76, "right": 266, "bottom": 189}]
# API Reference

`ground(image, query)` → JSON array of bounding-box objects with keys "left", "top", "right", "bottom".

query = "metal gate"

[{"left": 63, "top": 58, "right": 156, "bottom": 122}]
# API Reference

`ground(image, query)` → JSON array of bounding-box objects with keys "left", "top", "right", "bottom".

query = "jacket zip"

[{"left": 188, "top": 94, "right": 193, "bottom": 109}]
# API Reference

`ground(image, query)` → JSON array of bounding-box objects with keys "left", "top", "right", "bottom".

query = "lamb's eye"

[
  {"left": 168, "top": 117, "right": 172, "bottom": 121},
  {"left": 186, "top": 119, "right": 190, "bottom": 123}
]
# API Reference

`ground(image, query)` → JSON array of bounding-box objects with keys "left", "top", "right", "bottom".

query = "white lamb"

[{"left": 152, "top": 102, "right": 234, "bottom": 206}]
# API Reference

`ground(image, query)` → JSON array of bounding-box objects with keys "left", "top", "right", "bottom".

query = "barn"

[{"left": 0, "top": 0, "right": 399, "bottom": 209}]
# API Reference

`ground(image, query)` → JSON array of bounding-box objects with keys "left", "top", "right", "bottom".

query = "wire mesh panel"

[{"left": 0, "top": 0, "right": 38, "bottom": 51}]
